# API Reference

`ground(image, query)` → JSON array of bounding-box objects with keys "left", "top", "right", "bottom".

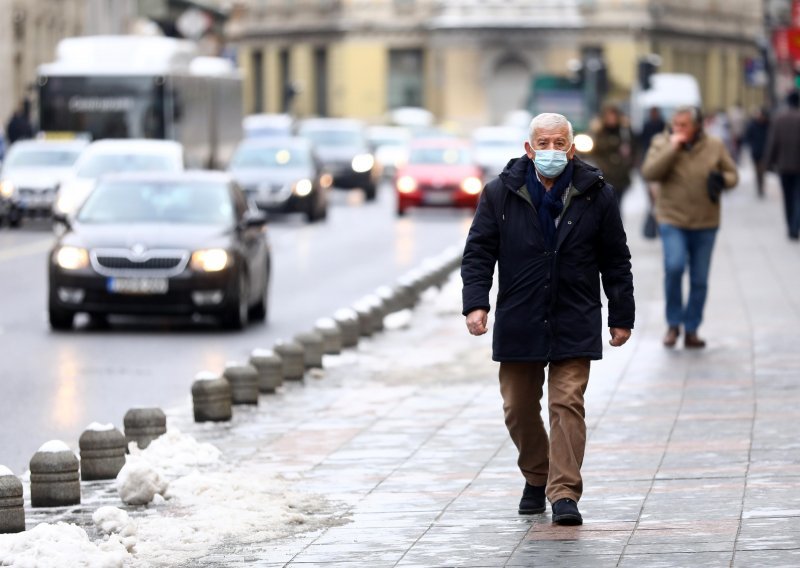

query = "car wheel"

[
  {"left": 49, "top": 305, "right": 75, "bottom": 331},
  {"left": 8, "top": 208, "right": 21, "bottom": 228},
  {"left": 221, "top": 272, "right": 249, "bottom": 330},
  {"left": 364, "top": 183, "right": 377, "bottom": 202}
]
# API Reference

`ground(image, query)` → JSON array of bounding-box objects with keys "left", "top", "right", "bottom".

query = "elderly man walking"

[
  {"left": 461, "top": 113, "right": 635, "bottom": 525},
  {"left": 764, "top": 90, "right": 800, "bottom": 241}
]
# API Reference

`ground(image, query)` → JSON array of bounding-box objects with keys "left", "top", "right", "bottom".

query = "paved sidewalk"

[{"left": 20, "top": 168, "right": 800, "bottom": 567}]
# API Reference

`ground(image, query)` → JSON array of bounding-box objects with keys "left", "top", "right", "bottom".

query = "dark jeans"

[
  {"left": 660, "top": 224, "right": 718, "bottom": 333},
  {"left": 779, "top": 173, "right": 800, "bottom": 239}
]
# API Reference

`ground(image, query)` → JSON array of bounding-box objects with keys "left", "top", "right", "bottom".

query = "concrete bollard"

[
  {"left": 0, "top": 466, "right": 25, "bottom": 533},
  {"left": 78, "top": 424, "right": 126, "bottom": 481},
  {"left": 294, "top": 331, "right": 324, "bottom": 369},
  {"left": 123, "top": 408, "right": 167, "bottom": 450},
  {"left": 334, "top": 309, "right": 360, "bottom": 348},
  {"left": 375, "top": 286, "right": 400, "bottom": 314},
  {"left": 249, "top": 349, "right": 283, "bottom": 393},
  {"left": 353, "top": 302, "right": 374, "bottom": 337},
  {"left": 396, "top": 281, "right": 418, "bottom": 309},
  {"left": 274, "top": 341, "right": 305, "bottom": 380},
  {"left": 191, "top": 371, "right": 232, "bottom": 422},
  {"left": 315, "top": 318, "right": 342, "bottom": 355},
  {"left": 363, "top": 295, "right": 386, "bottom": 334},
  {"left": 223, "top": 362, "right": 260, "bottom": 405},
  {"left": 29, "top": 441, "right": 80, "bottom": 508}
]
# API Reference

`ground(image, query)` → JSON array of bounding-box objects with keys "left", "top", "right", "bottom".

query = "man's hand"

[
  {"left": 609, "top": 327, "right": 631, "bottom": 347},
  {"left": 466, "top": 309, "right": 489, "bottom": 336},
  {"left": 669, "top": 132, "right": 689, "bottom": 149}
]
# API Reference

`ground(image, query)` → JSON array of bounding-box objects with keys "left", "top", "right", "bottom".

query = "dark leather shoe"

[
  {"left": 684, "top": 332, "right": 706, "bottom": 349},
  {"left": 663, "top": 326, "right": 680, "bottom": 348},
  {"left": 552, "top": 498, "right": 583, "bottom": 525},
  {"left": 519, "top": 483, "right": 546, "bottom": 514}
]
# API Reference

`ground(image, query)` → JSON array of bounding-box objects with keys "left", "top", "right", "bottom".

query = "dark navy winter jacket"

[{"left": 461, "top": 155, "right": 634, "bottom": 362}]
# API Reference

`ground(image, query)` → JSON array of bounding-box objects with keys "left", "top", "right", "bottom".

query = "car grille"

[
  {"left": 90, "top": 248, "right": 189, "bottom": 277},
  {"left": 418, "top": 182, "right": 458, "bottom": 192}
]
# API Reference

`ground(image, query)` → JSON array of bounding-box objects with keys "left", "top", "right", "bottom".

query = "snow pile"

[
  {"left": 37, "top": 440, "right": 72, "bottom": 453},
  {"left": 133, "top": 469, "right": 333, "bottom": 566},
  {"left": 433, "top": 272, "right": 463, "bottom": 315},
  {"left": 116, "top": 456, "right": 168, "bottom": 506},
  {"left": 85, "top": 422, "right": 115, "bottom": 431},
  {"left": 130, "top": 428, "right": 221, "bottom": 476},
  {"left": 93, "top": 507, "right": 138, "bottom": 553},
  {"left": 0, "top": 522, "right": 129, "bottom": 567},
  {"left": 384, "top": 309, "right": 413, "bottom": 330},
  {"left": 0, "top": 465, "right": 12, "bottom": 476}
]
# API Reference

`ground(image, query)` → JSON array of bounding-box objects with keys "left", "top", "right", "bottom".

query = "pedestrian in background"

[
  {"left": 461, "top": 112, "right": 634, "bottom": 526},
  {"left": 744, "top": 106, "right": 770, "bottom": 198},
  {"left": 727, "top": 101, "right": 747, "bottom": 163},
  {"left": 5, "top": 102, "right": 33, "bottom": 145},
  {"left": 589, "top": 104, "right": 635, "bottom": 206},
  {"left": 641, "top": 106, "right": 738, "bottom": 349},
  {"left": 639, "top": 107, "right": 666, "bottom": 239},
  {"left": 763, "top": 90, "right": 800, "bottom": 241}
]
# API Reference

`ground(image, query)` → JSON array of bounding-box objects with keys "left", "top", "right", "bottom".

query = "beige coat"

[{"left": 641, "top": 132, "right": 738, "bottom": 229}]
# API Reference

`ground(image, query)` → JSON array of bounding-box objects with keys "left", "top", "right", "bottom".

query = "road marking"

[{"left": 0, "top": 238, "right": 54, "bottom": 263}]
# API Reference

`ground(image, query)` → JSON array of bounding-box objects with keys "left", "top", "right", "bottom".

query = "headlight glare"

[
  {"left": 55, "top": 246, "right": 89, "bottom": 270},
  {"left": 191, "top": 249, "right": 229, "bottom": 272},
  {"left": 293, "top": 179, "right": 313, "bottom": 197},
  {"left": 0, "top": 180, "right": 15, "bottom": 199},
  {"left": 396, "top": 176, "right": 417, "bottom": 194},
  {"left": 461, "top": 176, "right": 483, "bottom": 195},
  {"left": 351, "top": 154, "right": 375, "bottom": 173},
  {"left": 574, "top": 133, "right": 594, "bottom": 153}
]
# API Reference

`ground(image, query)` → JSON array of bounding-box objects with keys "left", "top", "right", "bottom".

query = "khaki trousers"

[{"left": 499, "top": 359, "right": 590, "bottom": 503}]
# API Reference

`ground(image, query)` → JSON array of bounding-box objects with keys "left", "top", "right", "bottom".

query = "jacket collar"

[{"left": 499, "top": 155, "right": 605, "bottom": 196}]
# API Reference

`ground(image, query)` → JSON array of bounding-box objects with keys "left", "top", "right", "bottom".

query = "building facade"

[
  {"left": 0, "top": 0, "right": 86, "bottom": 126},
  {"left": 228, "top": 0, "right": 766, "bottom": 130}
]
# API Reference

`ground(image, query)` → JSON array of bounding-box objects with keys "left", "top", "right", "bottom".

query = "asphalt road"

[{"left": 0, "top": 182, "right": 474, "bottom": 473}]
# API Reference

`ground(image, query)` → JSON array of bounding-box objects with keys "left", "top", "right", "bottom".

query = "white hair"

[{"left": 528, "top": 113, "right": 574, "bottom": 145}]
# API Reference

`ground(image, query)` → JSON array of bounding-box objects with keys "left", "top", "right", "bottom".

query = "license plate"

[
  {"left": 423, "top": 192, "right": 453, "bottom": 205},
  {"left": 107, "top": 277, "right": 169, "bottom": 295}
]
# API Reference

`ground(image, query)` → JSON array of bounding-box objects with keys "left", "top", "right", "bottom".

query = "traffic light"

[{"left": 637, "top": 55, "right": 662, "bottom": 90}]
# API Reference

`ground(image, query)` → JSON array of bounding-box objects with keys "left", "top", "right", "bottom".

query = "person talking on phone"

[{"left": 641, "top": 106, "right": 738, "bottom": 349}]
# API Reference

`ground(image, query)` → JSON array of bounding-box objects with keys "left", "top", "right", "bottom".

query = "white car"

[
  {"left": 367, "top": 126, "right": 411, "bottom": 178},
  {"left": 471, "top": 126, "right": 526, "bottom": 180},
  {"left": 54, "top": 139, "right": 184, "bottom": 219},
  {"left": 0, "top": 139, "right": 88, "bottom": 226}
]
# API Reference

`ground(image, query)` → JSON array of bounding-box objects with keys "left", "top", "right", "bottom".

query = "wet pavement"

[{"left": 18, "top": 168, "right": 800, "bottom": 567}]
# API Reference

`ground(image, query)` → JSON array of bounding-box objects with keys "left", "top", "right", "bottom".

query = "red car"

[{"left": 395, "top": 139, "right": 484, "bottom": 216}]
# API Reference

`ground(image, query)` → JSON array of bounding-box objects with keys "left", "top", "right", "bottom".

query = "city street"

[
  {"left": 4, "top": 163, "right": 800, "bottom": 567},
  {"left": 0, "top": 181, "right": 474, "bottom": 474}
]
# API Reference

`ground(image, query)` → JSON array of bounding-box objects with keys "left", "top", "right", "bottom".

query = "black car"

[
  {"left": 228, "top": 137, "right": 329, "bottom": 222},
  {"left": 297, "top": 118, "right": 378, "bottom": 201},
  {"left": 48, "top": 171, "right": 270, "bottom": 331}
]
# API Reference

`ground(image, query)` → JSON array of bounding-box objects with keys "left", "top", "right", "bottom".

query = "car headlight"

[
  {"left": 0, "top": 180, "right": 15, "bottom": 199},
  {"left": 396, "top": 176, "right": 417, "bottom": 194},
  {"left": 191, "top": 249, "right": 229, "bottom": 272},
  {"left": 55, "top": 246, "right": 89, "bottom": 270},
  {"left": 461, "top": 176, "right": 483, "bottom": 195},
  {"left": 574, "top": 133, "right": 594, "bottom": 153},
  {"left": 351, "top": 154, "right": 375, "bottom": 173},
  {"left": 293, "top": 179, "right": 313, "bottom": 197}
]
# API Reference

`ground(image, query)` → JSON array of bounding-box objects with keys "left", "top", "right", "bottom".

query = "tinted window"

[
  {"left": 77, "top": 181, "right": 234, "bottom": 225},
  {"left": 39, "top": 76, "right": 165, "bottom": 140},
  {"left": 230, "top": 146, "right": 310, "bottom": 168},
  {"left": 76, "top": 153, "right": 179, "bottom": 179},
  {"left": 408, "top": 147, "right": 472, "bottom": 165},
  {"left": 4, "top": 148, "right": 82, "bottom": 168}
]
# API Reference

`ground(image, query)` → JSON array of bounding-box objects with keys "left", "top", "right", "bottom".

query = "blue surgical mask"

[{"left": 533, "top": 150, "right": 569, "bottom": 178}]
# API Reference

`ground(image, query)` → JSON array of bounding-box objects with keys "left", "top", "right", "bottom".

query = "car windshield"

[
  {"left": 230, "top": 146, "right": 310, "bottom": 168},
  {"left": 408, "top": 147, "right": 472, "bottom": 165},
  {"left": 77, "top": 180, "right": 234, "bottom": 225},
  {"left": 4, "top": 148, "right": 82, "bottom": 169},
  {"left": 76, "top": 153, "right": 179, "bottom": 178},
  {"left": 302, "top": 128, "right": 363, "bottom": 147}
]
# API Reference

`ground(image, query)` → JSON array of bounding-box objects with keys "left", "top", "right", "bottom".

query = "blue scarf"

[{"left": 526, "top": 159, "right": 574, "bottom": 248}]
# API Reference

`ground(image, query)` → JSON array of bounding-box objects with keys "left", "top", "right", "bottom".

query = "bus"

[{"left": 37, "top": 35, "right": 243, "bottom": 169}]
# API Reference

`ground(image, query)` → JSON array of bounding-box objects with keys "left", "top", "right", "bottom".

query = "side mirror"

[
  {"left": 52, "top": 210, "right": 71, "bottom": 229},
  {"left": 242, "top": 209, "right": 268, "bottom": 229}
]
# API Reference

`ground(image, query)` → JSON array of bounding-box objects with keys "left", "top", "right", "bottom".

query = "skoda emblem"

[{"left": 131, "top": 244, "right": 147, "bottom": 259}]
